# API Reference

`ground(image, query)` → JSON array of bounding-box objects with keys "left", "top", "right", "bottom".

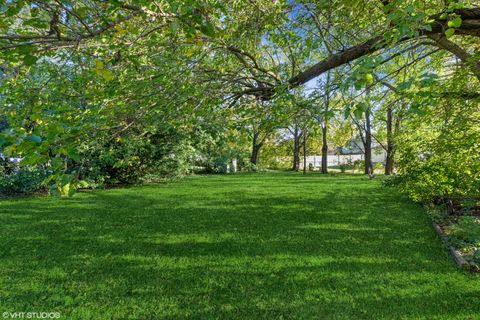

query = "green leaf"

[
  {"left": 365, "top": 74, "right": 374, "bottom": 84},
  {"left": 354, "top": 102, "right": 366, "bottom": 119},
  {"left": 95, "top": 60, "right": 104, "bottom": 70},
  {"left": 67, "top": 148, "right": 80, "bottom": 161},
  {"left": 354, "top": 79, "right": 365, "bottom": 90},
  {"left": 51, "top": 157, "right": 64, "bottom": 170},
  {"left": 64, "top": 296, "right": 74, "bottom": 306},
  {"left": 448, "top": 16, "right": 462, "bottom": 28},
  {"left": 199, "top": 21, "right": 215, "bottom": 37},
  {"left": 408, "top": 102, "right": 426, "bottom": 116},
  {"left": 49, "top": 185, "right": 60, "bottom": 197},
  {"left": 6, "top": 4, "right": 23, "bottom": 17},
  {"left": 60, "top": 183, "right": 70, "bottom": 196},
  {"left": 397, "top": 80, "right": 413, "bottom": 91},
  {"left": 78, "top": 180, "right": 89, "bottom": 188},
  {"left": 445, "top": 28, "right": 455, "bottom": 38},
  {"left": 23, "top": 54, "right": 37, "bottom": 66},
  {"left": 26, "top": 134, "right": 42, "bottom": 144},
  {"left": 102, "top": 69, "right": 113, "bottom": 81},
  {"left": 344, "top": 105, "right": 351, "bottom": 120},
  {"left": 422, "top": 24, "right": 432, "bottom": 32},
  {"left": 399, "top": 24, "right": 410, "bottom": 35},
  {"left": 67, "top": 186, "right": 76, "bottom": 197}
]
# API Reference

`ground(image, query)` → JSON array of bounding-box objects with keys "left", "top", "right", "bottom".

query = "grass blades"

[{"left": 0, "top": 173, "right": 478, "bottom": 319}]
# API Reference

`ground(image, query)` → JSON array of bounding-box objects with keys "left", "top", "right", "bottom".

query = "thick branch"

[
  {"left": 427, "top": 33, "right": 480, "bottom": 80},
  {"left": 289, "top": 36, "right": 384, "bottom": 87},
  {"left": 287, "top": 8, "right": 480, "bottom": 89}
]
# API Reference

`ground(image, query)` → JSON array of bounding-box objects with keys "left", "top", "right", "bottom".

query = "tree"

[
  {"left": 349, "top": 101, "right": 374, "bottom": 176},
  {"left": 311, "top": 71, "right": 337, "bottom": 174},
  {"left": 1, "top": 0, "right": 480, "bottom": 196},
  {"left": 284, "top": 93, "right": 311, "bottom": 171},
  {"left": 288, "top": 122, "right": 305, "bottom": 171}
]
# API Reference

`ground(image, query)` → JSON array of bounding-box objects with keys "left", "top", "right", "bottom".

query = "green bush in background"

[{"left": 0, "top": 167, "right": 45, "bottom": 195}]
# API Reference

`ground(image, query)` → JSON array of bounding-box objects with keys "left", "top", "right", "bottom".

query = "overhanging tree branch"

[
  {"left": 427, "top": 33, "right": 480, "bottom": 80},
  {"left": 257, "top": 7, "right": 480, "bottom": 98}
]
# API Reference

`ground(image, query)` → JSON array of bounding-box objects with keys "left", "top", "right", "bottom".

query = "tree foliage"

[{"left": 0, "top": 0, "right": 479, "bottom": 198}]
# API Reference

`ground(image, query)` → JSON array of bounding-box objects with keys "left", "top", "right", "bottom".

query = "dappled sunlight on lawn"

[{"left": 0, "top": 173, "right": 478, "bottom": 319}]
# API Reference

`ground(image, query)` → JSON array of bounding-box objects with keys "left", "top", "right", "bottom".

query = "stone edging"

[{"left": 432, "top": 222, "right": 471, "bottom": 269}]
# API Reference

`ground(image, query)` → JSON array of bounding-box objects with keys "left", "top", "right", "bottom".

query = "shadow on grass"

[{"left": 0, "top": 173, "right": 478, "bottom": 319}]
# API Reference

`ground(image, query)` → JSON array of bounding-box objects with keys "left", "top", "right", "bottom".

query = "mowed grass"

[{"left": 0, "top": 173, "right": 478, "bottom": 319}]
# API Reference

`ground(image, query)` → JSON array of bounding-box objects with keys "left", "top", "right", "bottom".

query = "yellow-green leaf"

[
  {"left": 102, "top": 69, "right": 113, "bottom": 81},
  {"left": 445, "top": 28, "right": 455, "bottom": 38}
]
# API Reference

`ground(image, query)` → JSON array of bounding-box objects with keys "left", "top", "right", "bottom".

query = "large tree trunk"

[
  {"left": 364, "top": 107, "right": 373, "bottom": 175},
  {"left": 384, "top": 105, "right": 395, "bottom": 175},
  {"left": 250, "top": 145, "right": 260, "bottom": 165},
  {"left": 321, "top": 125, "right": 328, "bottom": 174}
]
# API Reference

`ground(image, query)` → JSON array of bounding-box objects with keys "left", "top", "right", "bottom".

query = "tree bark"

[
  {"left": 303, "top": 128, "right": 307, "bottom": 175},
  {"left": 250, "top": 145, "right": 260, "bottom": 165},
  {"left": 292, "top": 125, "right": 301, "bottom": 171},
  {"left": 288, "top": 36, "right": 385, "bottom": 87},
  {"left": 321, "top": 71, "right": 330, "bottom": 174},
  {"left": 364, "top": 107, "right": 373, "bottom": 175},
  {"left": 250, "top": 131, "right": 262, "bottom": 165},
  {"left": 321, "top": 125, "right": 328, "bottom": 174},
  {"left": 384, "top": 104, "right": 395, "bottom": 175}
]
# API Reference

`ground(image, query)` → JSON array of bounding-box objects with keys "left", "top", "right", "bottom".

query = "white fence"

[{"left": 299, "top": 151, "right": 387, "bottom": 170}]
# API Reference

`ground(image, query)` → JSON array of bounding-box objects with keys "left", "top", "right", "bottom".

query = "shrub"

[
  {"left": 382, "top": 175, "right": 404, "bottom": 188},
  {"left": 79, "top": 128, "right": 195, "bottom": 185},
  {"left": 0, "top": 167, "right": 45, "bottom": 194},
  {"left": 396, "top": 98, "right": 480, "bottom": 202},
  {"left": 353, "top": 160, "right": 364, "bottom": 171},
  {"left": 242, "top": 162, "right": 258, "bottom": 172},
  {"left": 264, "top": 157, "right": 290, "bottom": 170}
]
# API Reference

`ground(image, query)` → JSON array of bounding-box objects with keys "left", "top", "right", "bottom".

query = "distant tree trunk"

[
  {"left": 303, "top": 128, "right": 307, "bottom": 175},
  {"left": 292, "top": 125, "right": 301, "bottom": 171},
  {"left": 321, "top": 70, "right": 330, "bottom": 174},
  {"left": 250, "top": 131, "right": 263, "bottom": 165},
  {"left": 364, "top": 107, "right": 373, "bottom": 175},
  {"left": 384, "top": 104, "right": 395, "bottom": 175},
  {"left": 321, "top": 125, "right": 328, "bottom": 174}
]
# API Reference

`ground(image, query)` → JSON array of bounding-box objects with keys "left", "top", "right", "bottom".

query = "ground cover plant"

[
  {"left": 0, "top": 173, "right": 479, "bottom": 319},
  {"left": 427, "top": 199, "right": 480, "bottom": 269}
]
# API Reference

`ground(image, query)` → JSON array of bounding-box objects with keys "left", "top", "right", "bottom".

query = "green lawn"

[{"left": 0, "top": 173, "right": 478, "bottom": 319}]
